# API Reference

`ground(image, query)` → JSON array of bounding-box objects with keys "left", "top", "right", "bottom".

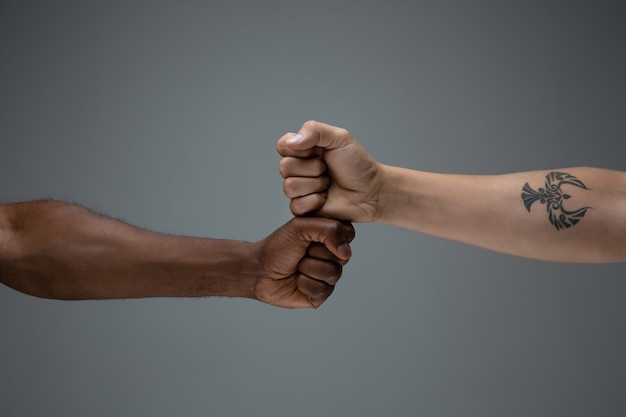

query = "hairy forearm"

[
  {"left": 378, "top": 166, "right": 626, "bottom": 262},
  {"left": 0, "top": 200, "right": 261, "bottom": 299}
]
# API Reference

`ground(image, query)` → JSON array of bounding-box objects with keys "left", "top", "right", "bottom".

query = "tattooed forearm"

[{"left": 521, "top": 171, "right": 590, "bottom": 231}]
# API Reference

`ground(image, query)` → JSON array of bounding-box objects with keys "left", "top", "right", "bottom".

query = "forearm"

[
  {"left": 378, "top": 166, "right": 626, "bottom": 262},
  {"left": 0, "top": 200, "right": 261, "bottom": 300}
]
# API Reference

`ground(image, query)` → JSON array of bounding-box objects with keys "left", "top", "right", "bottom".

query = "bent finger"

[
  {"left": 288, "top": 217, "right": 355, "bottom": 260},
  {"left": 279, "top": 157, "right": 326, "bottom": 178},
  {"left": 299, "top": 257, "right": 343, "bottom": 285},
  {"left": 290, "top": 193, "right": 327, "bottom": 216},
  {"left": 283, "top": 176, "right": 330, "bottom": 199},
  {"left": 307, "top": 242, "right": 348, "bottom": 265},
  {"left": 296, "top": 273, "right": 334, "bottom": 305}
]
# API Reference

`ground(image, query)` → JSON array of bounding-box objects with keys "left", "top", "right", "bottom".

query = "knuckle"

[
  {"left": 283, "top": 178, "right": 297, "bottom": 196},
  {"left": 302, "top": 120, "right": 319, "bottom": 129},
  {"left": 326, "top": 264, "right": 342, "bottom": 283},
  {"left": 278, "top": 158, "right": 292, "bottom": 177},
  {"left": 336, "top": 127, "right": 350, "bottom": 137},
  {"left": 276, "top": 133, "right": 289, "bottom": 150}
]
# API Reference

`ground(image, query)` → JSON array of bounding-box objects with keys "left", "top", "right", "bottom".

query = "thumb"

[
  {"left": 291, "top": 217, "right": 355, "bottom": 261},
  {"left": 278, "top": 120, "right": 356, "bottom": 155}
]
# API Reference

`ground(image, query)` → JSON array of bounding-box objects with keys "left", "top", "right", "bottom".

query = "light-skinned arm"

[
  {"left": 0, "top": 200, "right": 354, "bottom": 308},
  {"left": 276, "top": 120, "right": 626, "bottom": 263}
]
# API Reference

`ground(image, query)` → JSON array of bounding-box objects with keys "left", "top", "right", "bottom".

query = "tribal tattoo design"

[{"left": 521, "top": 171, "right": 590, "bottom": 231}]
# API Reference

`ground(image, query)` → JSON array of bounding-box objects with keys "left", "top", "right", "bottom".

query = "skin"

[
  {"left": 277, "top": 120, "right": 626, "bottom": 263},
  {"left": 0, "top": 200, "right": 355, "bottom": 308}
]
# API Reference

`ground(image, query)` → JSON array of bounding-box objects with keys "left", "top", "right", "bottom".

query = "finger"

[
  {"left": 290, "top": 217, "right": 356, "bottom": 260},
  {"left": 277, "top": 120, "right": 356, "bottom": 153},
  {"left": 253, "top": 277, "right": 308, "bottom": 309},
  {"left": 299, "top": 257, "right": 343, "bottom": 285},
  {"left": 296, "top": 273, "right": 334, "bottom": 305},
  {"left": 278, "top": 157, "right": 326, "bottom": 178},
  {"left": 276, "top": 132, "right": 322, "bottom": 158},
  {"left": 290, "top": 193, "right": 327, "bottom": 216},
  {"left": 283, "top": 176, "right": 329, "bottom": 199},
  {"left": 307, "top": 242, "right": 348, "bottom": 266}
]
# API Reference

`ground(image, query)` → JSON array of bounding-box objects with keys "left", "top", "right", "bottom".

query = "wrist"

[
  {"left": 377, "top": 164, "right": 421, "bottom": 226},
  {"left": 211, "top": 240, "right": 263, "bottom": 300}
]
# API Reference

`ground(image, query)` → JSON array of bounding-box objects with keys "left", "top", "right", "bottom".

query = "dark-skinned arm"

[{"left": 0, "top": 200, "right": 354, "bottom": 308}]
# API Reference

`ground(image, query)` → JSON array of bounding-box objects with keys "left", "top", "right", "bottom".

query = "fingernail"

[
  {"left": 338, "top": 243, "right": 352, "bottom": 260},
  {"left": 286, "top": 134, "right": 303, "bottom": 144}
]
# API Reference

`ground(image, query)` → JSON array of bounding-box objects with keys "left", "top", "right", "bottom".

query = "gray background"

[{"left": 1, "top": 1, "right": 625, "bottom": 416}]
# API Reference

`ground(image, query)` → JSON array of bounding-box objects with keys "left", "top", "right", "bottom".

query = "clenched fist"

[
  {"left": 277, "top": 120, "right": 385, "bottom": 223},
  {"left": 253, "top": 216, "right": 355, "bottom": 308}
]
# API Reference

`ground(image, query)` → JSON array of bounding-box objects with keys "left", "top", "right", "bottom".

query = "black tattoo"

[{"left": 521, "top": 171, "right": 590, "bottom": 231}]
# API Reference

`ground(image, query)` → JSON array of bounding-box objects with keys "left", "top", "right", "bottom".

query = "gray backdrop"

[{"left": 1, "top": 1, "right": 625, "bottom": 416}]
